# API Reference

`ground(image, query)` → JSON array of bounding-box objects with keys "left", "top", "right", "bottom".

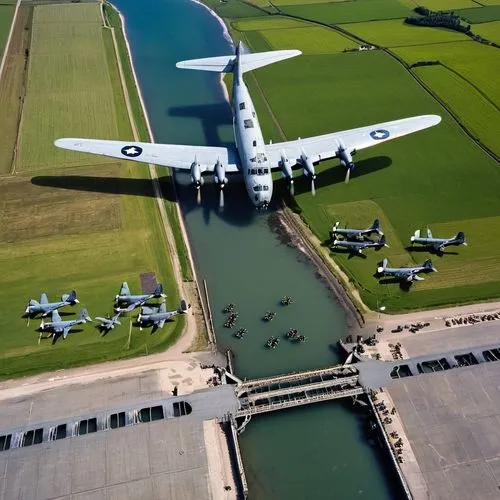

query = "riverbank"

[{"left": 104, "top": 0, "right": 212, "bottom": 352}]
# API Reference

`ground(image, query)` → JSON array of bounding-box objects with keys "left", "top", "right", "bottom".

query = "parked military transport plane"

[
  {"left": 55, "top": 43, "right": 441, "bottom": 209},
  {"left": 330, "top": 219, "right": 383, "bottom": 241},
  {"left": 331, "top": 235, "right": 388, "bottom": 255},
  {"left": 25, "top": 290, "right": 79, "bottom": 317},
  {"left": 377, "top": 258, "right": 437, "bottom": 283},
  {"left": 39, "top": 309, "right": 92, "bottom": 339},
  {"left": 95, "top": 312, "right": 122, "bottom": 333},
  {"left": 115, "top": 282, "right": 166, "bottom": 312},
  {"left": 410, "top": 228, "right": 467, "bottom": 253},
  {"left": 138, "top": 299, "right": 189, "bottom": 331}
]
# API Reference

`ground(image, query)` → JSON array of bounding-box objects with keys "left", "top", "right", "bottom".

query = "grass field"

[
  {"left": 393, "top": 41, "right": 500, "bottom": 107},
  {"left": 278, "top": 0, "right": 413, "bottom": 24},
  {"left": 338, "top": 19, "right": 470, "bottom": 46},
  {"left": 233, "top": 16, "right": 357, "bottom": 54},
  {"left": 455, "top": 5, "right": 500, "bottom": 23},
  {"left": 414, "top": 64, "right": 499, "bottom": 156},
  {"left": 472, "top": 20, "right": 500, "bottom": 43},
  {"left": 0, "top": 4, "right": 29, "bottom": 174},
  {"left": 203, "top": 0, "right": 269, "bottom": 18},
  {"left": 239, "top": 45, "right": 500, "bottom": 310},
  {"left": 0, "top": 4, "right": 15, "bottom": 57},
  {"left": 0, "top": 3, "right": 184, "bottom": 378},
  {"left": 17, "top": 4, "right": 118, "bottom": 171},
  {"left": 403, "top": 0, "right": 478, "bottom": 9}
]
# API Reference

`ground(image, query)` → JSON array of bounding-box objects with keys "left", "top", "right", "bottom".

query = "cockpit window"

[
  {"left": 263, "top": 185, "right": 269, "bottom": 191},
  {"left": 253, "top": 185, "right": 263, "bottom": 192},
  {"left": 239, "top": 102, "right": 245, "bottom": 110},
  {"left": 264, "top": 168, "right": 269, "bottom": 174},
  {"left": 257, "top": 168, "right": 263, "bottom": 175},
  {"left": 244, "top": 119, "right": 254, "bottom": 129}
]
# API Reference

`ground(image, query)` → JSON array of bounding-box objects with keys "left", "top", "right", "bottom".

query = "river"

[{"left": 112, "top": 0, "right": 399, "bottom": 497}]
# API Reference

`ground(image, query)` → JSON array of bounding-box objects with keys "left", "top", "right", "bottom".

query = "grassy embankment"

[
  {"left": 0, "top": 3, "right": 186, "bottom": 379},
  {"left": 103, "top": 2, "right": 193, "bottom": 282},
  {"left": 211, "top": 2, "right": 500, "bottom": 312}
]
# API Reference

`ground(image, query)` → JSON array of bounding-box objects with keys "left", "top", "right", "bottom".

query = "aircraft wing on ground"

[
  {"left": 40, "top": 293, "right": 49, "bottom": 305},
  {"left": 157, "top": 319, "right": 166, "bottom": 329},
  {"left": 265, "top": 115, "right": 441, "bottom": 167},
  {"left": 51, "top": 309, "right": 61, "bottom": 323},
  {"left": 55, "top": 139, "right": 240, "bottom": 172},
  {"left": 63, "top": 326, "right": 71, "bottom": 339}
]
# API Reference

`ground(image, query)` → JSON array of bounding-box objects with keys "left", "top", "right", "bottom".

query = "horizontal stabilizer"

[{"left": 176, "top": 50, "right": 301, "bottom": 74}]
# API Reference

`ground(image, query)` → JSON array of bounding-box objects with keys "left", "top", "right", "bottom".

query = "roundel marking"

[
  {"left": 121, "top": 145, "right": 143, "bottom": 157},
  {"left": 369, "top": 129, "right": 390, "bottom": 140}
]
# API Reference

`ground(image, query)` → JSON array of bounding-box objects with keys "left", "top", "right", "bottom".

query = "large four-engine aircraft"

[{"left": 55, "top": 42, "right": 441, "bottom": 209}]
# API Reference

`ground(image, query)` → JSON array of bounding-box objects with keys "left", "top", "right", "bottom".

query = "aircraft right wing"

[
  {"left": 55, "top": 139, "right": 239, "bottom": 172},
  {"left": 265, "top": 115, "right": 441, "bottom": 168},
  {"left": 63, "top": 326, "right": 71, "bottom": 339},
  {"left": 51, "top": 309, "right": 61, "bottom": 323}
]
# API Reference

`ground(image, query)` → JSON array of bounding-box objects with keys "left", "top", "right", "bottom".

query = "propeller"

[
  {"left": 219, "top": 186, "right": 225, "bottom": 210},
  {"left": 196, "top": 186, "right": 201, "bottom": 205},
  {"left": 345, "top": 167, "right": 351, "bottom": 184},
  {"left": 289, "top": 179, "right": 295, "bottom": 197},
  {"left": 311, "top": 178, "right": 316, "bottom": 196}
]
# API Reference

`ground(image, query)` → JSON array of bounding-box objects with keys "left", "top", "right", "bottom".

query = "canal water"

[{"left": 112, "top": 0, "right": 398, "bottom": 497}]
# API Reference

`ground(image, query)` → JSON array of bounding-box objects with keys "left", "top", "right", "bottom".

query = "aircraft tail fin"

[
  {"left": 370, "top": 218, "right": 382, "bottom": 234},
  {"left": 178, "top": 299, "right": 189, "bottom": 314},
  {"left": 423, "top": 259, "right": 437, "bottom": 272},
  {"left": 377, "top": 258, "right": 388, "bottom": 274},
  {"left": 65, "top": 290, "right": 78, "bottom": 304},
  {"left": 79, "top": 309, "right": 92, "bottom": 322},
  {"left": 456, "top": 231, "right": 467, "bottom": 245},
  {"left": 176, "top": 49, "right": 301, "bottom": 74}
]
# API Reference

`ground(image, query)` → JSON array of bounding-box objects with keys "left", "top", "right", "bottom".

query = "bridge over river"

[{"left": 223, "top": 364, "right": 365, "bottom": 426}]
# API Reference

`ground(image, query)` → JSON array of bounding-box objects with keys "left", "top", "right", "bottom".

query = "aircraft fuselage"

[{"left": 232, "top": 60, "right": 273, "bottom": 208}]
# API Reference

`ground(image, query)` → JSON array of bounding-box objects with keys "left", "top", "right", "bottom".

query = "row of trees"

[{"left": 405, "top": 7, "right": 471, "bottom": 33}]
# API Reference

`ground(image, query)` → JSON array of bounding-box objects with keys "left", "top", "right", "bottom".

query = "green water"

[{"left": 112, "top": 0, "right": 398, "bottom": 496}]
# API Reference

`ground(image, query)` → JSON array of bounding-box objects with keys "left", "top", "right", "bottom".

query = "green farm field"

[
  {"left": 414, "top": 65, "right": 499, "bottom": 156},
  {"left": 278, "top": 0, "right": 413, "bottom": 24},
  {"left": 472, "top": 20, "right": 500, "bottom": 44},
  {"left": 393, "top": 41, "right": 500, "bottom": 107},
  {"left": 0, "top": 4, "right": 15, "bottom": 56},
  {"left": 338, "top": 19, "right": 470, "bottom": 46},
  {"left": 17, "top": 4, "right": 118, "bottom": 171},
  {"left": 0, "top": 3, "right": 183, "bottom": 378},
  {"left": 232, "top": 11, "right": 500, "bottom": 311},
  {"left": 456, "top": 5, "right": 500, "bottom": 23}
]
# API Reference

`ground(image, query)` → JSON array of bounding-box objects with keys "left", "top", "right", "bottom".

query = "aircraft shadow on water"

[{"left": 168, "top": 102, "right": 234, "bottom": 151}]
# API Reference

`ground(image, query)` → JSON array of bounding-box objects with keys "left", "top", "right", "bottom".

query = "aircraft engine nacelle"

[
  {"left": 279, "top": 151, "right": 293, "bottom": 182},
  {"left": 190, "top": 161, "right": 203, "bottom": 188},
  {"left": 214, "top": 160, "right": 228, "bottom": 187},
  {"left": 336, "top": 141, "right": 355, "bottom": 169},
  {"left": 300, "top": 151, "right": 316, "bottom": 180}
]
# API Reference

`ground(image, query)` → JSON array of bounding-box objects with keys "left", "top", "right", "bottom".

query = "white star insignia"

[{"left": 124, "top": 147, "right": 138, "bottom": 155}]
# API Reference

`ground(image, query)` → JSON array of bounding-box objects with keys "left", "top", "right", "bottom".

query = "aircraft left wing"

[
  {"left": 265, "top": 115, "right": 441, "bottom": 167},
  {"left": 55, "top": 139, "right": 239, "bottom": 172},
  {"left": 63, "top": 326, "right": 71, "bottom": 339},
  {"left": 51, "top": 309, "right": 61, "bottom": 323},
  {"left": 40, "top": 293, "right": 49, "bottom": 305}
]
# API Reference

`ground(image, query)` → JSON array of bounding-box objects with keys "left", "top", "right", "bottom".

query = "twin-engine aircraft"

[
  {"left": 55, "top": 42, "right": 441, "bottom": 209},
  {"left": 410, "top": 229, "right": 467, "bottom": 253},
  {"left": 377, "top": 258, "right": 437, "bottom": 282}
]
